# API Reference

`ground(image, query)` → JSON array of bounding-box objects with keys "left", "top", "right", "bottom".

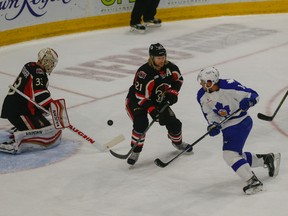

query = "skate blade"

[
  {"left": 144, "top": 23, "right": 162, "bottom": 27},
  {"left": 0, "top": 144, "right": 17, "bottom": 154},
  {"left": 130, "top": 28, "right": 146, "bottom": 34},
  {"left": 244, "top": 185, "right": 263, "bottom": 195},
  {"left": 273, "top": 153, "right": 281, "bottom": 177}
]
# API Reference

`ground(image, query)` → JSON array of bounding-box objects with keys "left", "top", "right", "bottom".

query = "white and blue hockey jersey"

[{"left": 197, "top": 79, "right": 259, "bottom": 129}]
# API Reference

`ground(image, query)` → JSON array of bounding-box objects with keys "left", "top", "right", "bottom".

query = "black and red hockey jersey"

[
  {"left": 1, "top": 62, "right": 53, "bottom": 118},
  {"left": 127, "top": 61, "right": 183, "bottom": 110}
]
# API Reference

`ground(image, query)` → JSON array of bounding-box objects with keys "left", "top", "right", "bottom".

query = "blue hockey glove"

[
  {"left": 239, "top": 98, "right": 256, "bottom": 111},
  {"left": 163, "top": 89, "right": 178, "bottom": 105},
  {"left": 207, "top": 122, "right": 222, "bottom": 137}
]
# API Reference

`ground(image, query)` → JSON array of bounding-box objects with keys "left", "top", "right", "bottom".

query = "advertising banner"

[{"left": 0, "top": 0, "right": 269, "bottom": 31}]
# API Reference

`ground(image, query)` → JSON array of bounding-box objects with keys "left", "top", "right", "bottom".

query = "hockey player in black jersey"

[
  {"left": 125, "top": 43, "right": 192, "bottom": 165},
  {"left": 1, "top": 48, "right": 58, "bottom": 130},
  {"left": 0, "top": 48, "right": 62, "bottom": 154},
  {"left": 130, "top": 0, "right": 161, "bottom": 33}
]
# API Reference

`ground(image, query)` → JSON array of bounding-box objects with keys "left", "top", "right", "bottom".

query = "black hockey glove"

[
  {"left": 207, "top": 122, "right": 222, "bottom": 137},
  {"left": 239, "top": 98, "right": 256, "bottom": 111},
  {"left": 149, "top": 108, "right": 160, "bottom": 122},
  {"left": 163, "top": 89, "right": 178, "bottom": 105}
]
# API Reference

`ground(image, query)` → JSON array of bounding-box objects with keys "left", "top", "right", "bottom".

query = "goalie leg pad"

[{"left": 14, "top": 126, "right": 62, "bottom": 153}]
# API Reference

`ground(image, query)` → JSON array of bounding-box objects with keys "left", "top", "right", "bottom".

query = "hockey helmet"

[
  {"left": 149, "top": 43, "right": 166, "bottom": 57},
  {"left": 38, "top": 48, "right": 58, "bottom": 75},
  {"left": 197, "top": 67, "right": 220, "bottom": 85}
]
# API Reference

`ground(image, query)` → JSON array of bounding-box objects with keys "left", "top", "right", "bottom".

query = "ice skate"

[
  {"left": 172, "top": 141, "right": 193, "bottom": 152},
  {"left": 6, "top": 126, "right": 17, "bottom": 134},
  {"left": 144, "top": 18, "right": 162, "bottom": 27},
  {"left": 263, "top": 153, "right": 281, "bottom": 177},
  {"left": 130, "top": 24, "right": 146, "bottom": 33},
  {"left": 127, "top": 151, "right": 140, "bottom": 165},
  {"left": 243, "top": 174, "right": 263, "bottom": 195},
  {"left": 0, "top": 139, "right": 18, "bottom": 154}
]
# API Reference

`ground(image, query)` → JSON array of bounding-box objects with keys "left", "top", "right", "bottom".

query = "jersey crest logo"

[
  {"left": 137, "top": 71, "right": 147, "bottom": 79},
  {"left": 213, "top": 103, "right": 231, "bottom": 117},
  {"left": 218, "top": 109, "right": 228, "bottom": 117},
  {"left": 155, "top": 84, "right": 169, "bottom": 103}
]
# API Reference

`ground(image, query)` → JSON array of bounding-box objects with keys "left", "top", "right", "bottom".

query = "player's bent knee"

[{"left": 223, "top": 150, "right": 242, "bottom": 167}]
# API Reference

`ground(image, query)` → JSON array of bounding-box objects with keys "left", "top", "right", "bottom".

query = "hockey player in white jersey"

[{"left": 196, "top": 67, "right": 280, "bottom": 195}]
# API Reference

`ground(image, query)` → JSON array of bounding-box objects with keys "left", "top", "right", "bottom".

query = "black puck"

[{"left": 107, "top": 120, "right": 113, "bottom": 126}]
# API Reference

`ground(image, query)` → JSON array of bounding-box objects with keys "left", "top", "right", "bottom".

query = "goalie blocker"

[{"left": 50, "top": 99, "right": 70, "bottom": 129}]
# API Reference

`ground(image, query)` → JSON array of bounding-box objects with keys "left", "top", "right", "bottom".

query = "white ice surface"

[{"left": 0, "top": 14, "right": 288, "bottom": 216}]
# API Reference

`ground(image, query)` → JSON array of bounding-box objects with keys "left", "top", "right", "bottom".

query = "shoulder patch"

[
  {"left": 137, "top": 71, "right": 147, "bottom": 79},
  {"left": 21, "top": 67, "right": 30, "bottom": 78}
]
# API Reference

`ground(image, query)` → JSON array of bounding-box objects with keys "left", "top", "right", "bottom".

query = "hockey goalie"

[{"left": 0, "top": 48, "right": 70, "bottom": 154}]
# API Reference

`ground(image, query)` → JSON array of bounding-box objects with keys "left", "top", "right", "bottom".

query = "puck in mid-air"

[{"left": 107, "top": 120, "right": 113, "bottom": 126}]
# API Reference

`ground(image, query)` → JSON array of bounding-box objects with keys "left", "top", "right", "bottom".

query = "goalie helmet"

[
  {"left": 197, "top": 67, "right": 220, "bottom": 85},
  {"left": 149, "top": 43, "right": 166, "bottom": 57},
  {"left": 38, "top": 48, "right": 58, "bottom": 75}
]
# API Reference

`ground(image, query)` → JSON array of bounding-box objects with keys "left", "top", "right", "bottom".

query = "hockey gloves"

[
  {"left": 207, "top": 122, "right": 222, "bottom": 137},
  {"left": 239, "top": 98, "right": 256, "bottom": 111},
  {"left": 149, "top": 108, "right": 160, "bottom": 122},
  {"left": 163, "top": 89, "right": 178, "bottom": 105}
]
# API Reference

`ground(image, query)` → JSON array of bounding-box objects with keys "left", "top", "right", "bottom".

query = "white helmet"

[
  {"left": 38, "top": 48, "right": 58, "bottom": 75},
  {"left": 197, "top": 67, "right": 220, "bottom": 85}
]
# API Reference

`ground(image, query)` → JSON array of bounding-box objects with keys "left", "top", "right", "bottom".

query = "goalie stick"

[
  {"left": 9, "top": 85, "right": 124, "bottom": 148},
  {"left": 109, "top": 103, "right": 170, "bottom": 159},
  {"left": 154, "top": 109, "right": 241, "bottom": 168},
  {"left": 257, "top": 90, "right": 288, "bottom": 121}
]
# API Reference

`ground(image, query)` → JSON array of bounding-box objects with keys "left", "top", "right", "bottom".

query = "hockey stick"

[
  {"left": 104, "top": 134, "right": 125, "bottom": 149},
  {"left": 109, "top": 103, "right": 170, "bottom": 159},
  {"left": 9, "top": 85, "right": 123, "bottom": 147},
  {"left": 154, "top": 109, "right": 241, "bottom": 168},
  {"left": 257, "top": 90, "right": 288, "bottom": 121}
]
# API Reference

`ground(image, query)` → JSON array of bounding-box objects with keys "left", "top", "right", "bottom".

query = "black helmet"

[{"left": 149, "top": 43, "right": 166, "bottom": 57}]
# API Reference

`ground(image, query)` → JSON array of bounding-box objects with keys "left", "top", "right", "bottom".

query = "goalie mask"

[
  {"left": 197, "top": 67, "right": 220, "bottom": 86},
  {"left": 38, "top": 48, "right": 58, "bottom": 75}
]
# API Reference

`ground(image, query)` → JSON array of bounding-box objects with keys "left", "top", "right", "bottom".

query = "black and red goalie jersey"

[
  {"left": 1, "top": 62, "right": 53, "bottom": 118},
  {"left": 127, "top": 61, "right": 183, "bottom": 111}
]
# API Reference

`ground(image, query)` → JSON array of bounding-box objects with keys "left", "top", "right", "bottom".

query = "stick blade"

[
  {"left": 109, "top": 148, "right": 132, "bottom": 159},
  {"left": 154, "top": 158, "right": 167, "bottom": 168},
  {"left": 103, "top": 134, "right": 125, "bottom": 150},
  {"left": 257, "top": 113, "right": 273, "bottom": 121}
]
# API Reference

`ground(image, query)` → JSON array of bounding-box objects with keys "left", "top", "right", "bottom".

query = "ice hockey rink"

[{"left": 0, "top": 13, "right": 288, "bottom": 216}]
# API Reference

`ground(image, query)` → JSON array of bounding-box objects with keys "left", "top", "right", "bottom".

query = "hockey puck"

[{"left": 107, "top": 120, "right": 113, "bottom": 126}]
